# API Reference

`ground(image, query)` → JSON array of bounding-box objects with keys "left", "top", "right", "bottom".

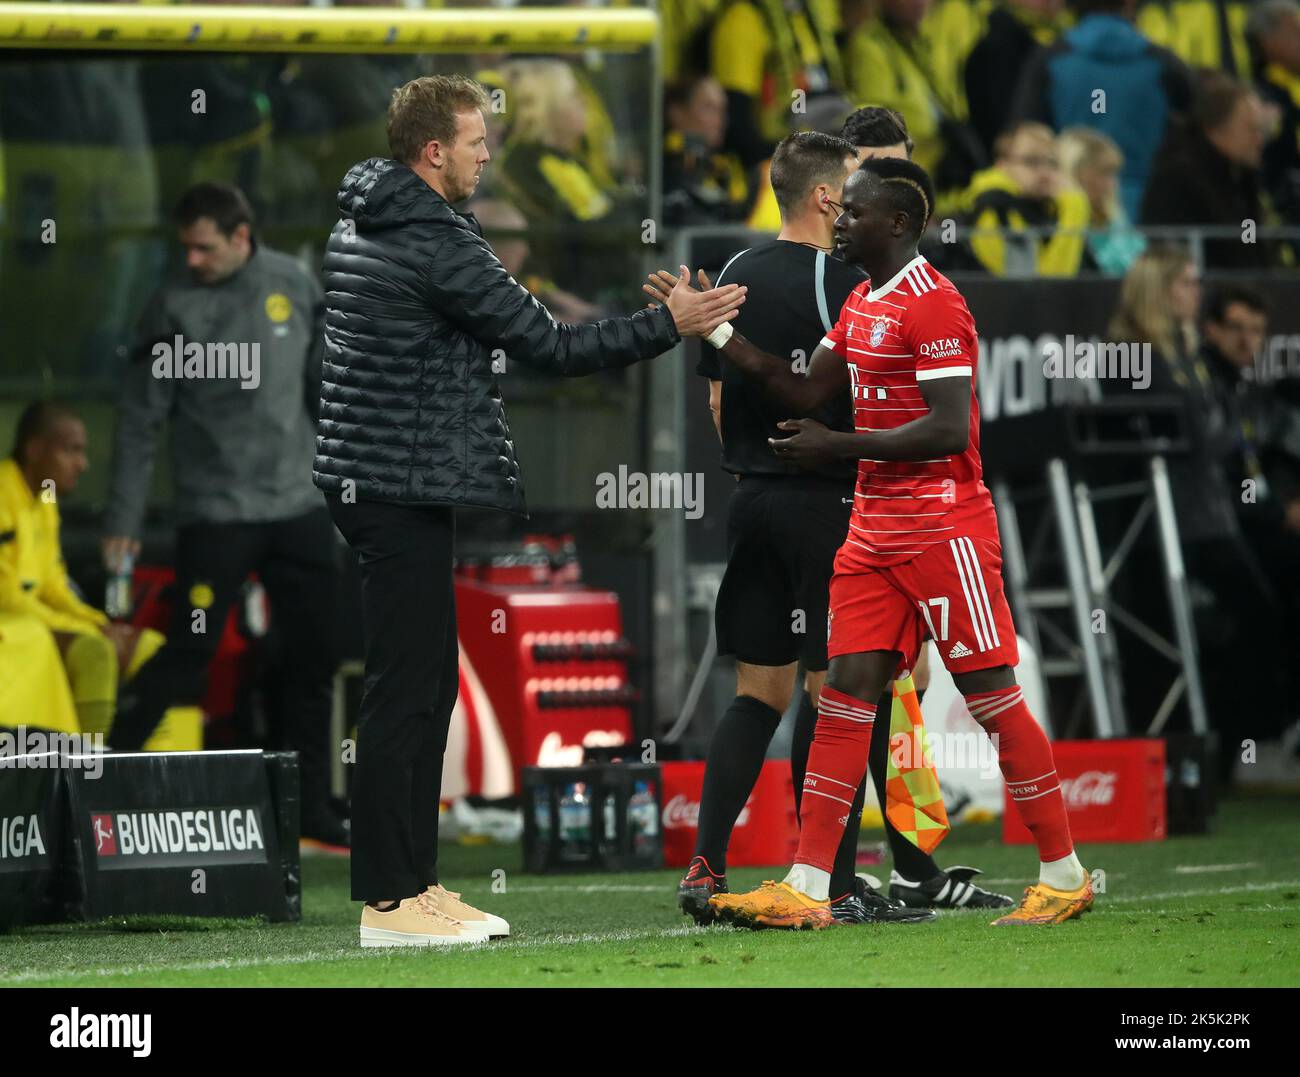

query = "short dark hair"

[
  {"left": 665, "top": 71, "right": 712, "bottom": 113},
  {"left": 1203, "top": 284, "right": 1268, "bottom": 324},
  {"left": 1193, "top": 70, "right": 1253, "bottom": 132},
  {"left": 12, "top": 400, "right": 80, "bottom": 464},
  {"left": 840, "top": 106, "right": 913, "bottom": 157},
  {"left": 856, "top": 156, "right": 936, "bottom": 238},
  {"left": 174, "top": 181, "right": 254, "bottom": 237},
  {"left": 769, "top": 131, "right": 857, "bottom": 216}
]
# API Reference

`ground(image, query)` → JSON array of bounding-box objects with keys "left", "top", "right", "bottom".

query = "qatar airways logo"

[
  {"left": 1060, "top": 771, "right": 1117, "bottom": 809},
  {"left": 919, "top": 338, "right": 963, "bottom": 359},
  {"left": 663, "top": 794, "right": 751, "bottom": 830}
]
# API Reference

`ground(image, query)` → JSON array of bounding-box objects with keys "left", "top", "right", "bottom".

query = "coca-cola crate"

[
  {"left": 1003, "top": 738, "right": 1166, "bottom": 845},
  {"left": 661, "top": 760, "right": 799, "bottom": 868},
  {"left": 521, "top": 762, "right": 661, "bottom": 872}
]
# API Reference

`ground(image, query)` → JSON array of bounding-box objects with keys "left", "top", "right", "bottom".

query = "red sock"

[
  {"left": 792, "top": 686, "right": 876, "bottom": 873},
  {"left": 967, "top": 686, "right": 1074, "bottom": 863}
]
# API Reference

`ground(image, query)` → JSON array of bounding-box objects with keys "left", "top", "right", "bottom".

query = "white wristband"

[{"left": 705, "top": 321, "right": 734, "bottom": 349}]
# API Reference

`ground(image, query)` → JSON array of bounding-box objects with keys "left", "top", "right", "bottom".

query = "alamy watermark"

[
  {"left": 1042, "top": 336, "right": 1150, "bottom": 390},
  {"left": 151, "top": 334, "right": 260, "bottom": 389},
  {"left": 595, "top": 465, "right": 703, "bottom": 519},
  {"left": 0, "top": 727, "right": 104, "bottom": 779}
]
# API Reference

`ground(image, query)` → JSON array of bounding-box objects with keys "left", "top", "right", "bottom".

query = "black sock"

[
  {"left": 791, "top": 690, "right": 864, "bottom": 899},
  {"left": 871, "top": 685, "right": 943, "bottom": 884},
  {"left": 693, "top": 694, "right": 783, "bottom": 874}
]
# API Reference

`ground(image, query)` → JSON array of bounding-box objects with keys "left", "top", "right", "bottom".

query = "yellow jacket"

[
  {"left": 961, "top": 167, "right": 1091, "bottom": 277},
  {"left": 0, "top": 457, "right": 106, "bottom": 637},
  {"left": 1137, "top": 0, "right": 1252, "bottom": 76}
]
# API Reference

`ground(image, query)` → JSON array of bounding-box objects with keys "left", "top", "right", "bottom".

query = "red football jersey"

[{"left": 819, "top": 255, "right": 999, "bottom": 569}]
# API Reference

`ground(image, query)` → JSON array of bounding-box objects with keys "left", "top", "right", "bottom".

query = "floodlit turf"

[{"left": 3, "top": 797, "right": 1298, "bottom": 987}]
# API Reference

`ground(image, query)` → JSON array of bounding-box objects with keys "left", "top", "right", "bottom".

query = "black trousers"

[
  {"left": 112, "top": 508, "right": 337, "bottom": 816},
  {"left": 325, "top": 494, "right": 459, "bottom": 902}
]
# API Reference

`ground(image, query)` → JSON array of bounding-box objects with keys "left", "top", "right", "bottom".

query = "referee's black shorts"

[{"left": 714, "top": 473, "right": 854, "bottom": 672}]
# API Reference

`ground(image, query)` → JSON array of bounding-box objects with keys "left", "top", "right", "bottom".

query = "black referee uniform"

[
  {"left": 697, "top": 240, "right": 861, "bottom": 670},
  {"left": 692, "top": 239, "right": 944, "bottom": 898}
]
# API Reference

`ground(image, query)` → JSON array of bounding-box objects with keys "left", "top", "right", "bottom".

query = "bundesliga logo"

[{"left": 91, "top": 808, "right": 265, "bottom": 857}]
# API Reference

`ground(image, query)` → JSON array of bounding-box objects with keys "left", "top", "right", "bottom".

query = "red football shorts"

[{"left": 827, "top": 535, "right": 1020, "bottom": 675}]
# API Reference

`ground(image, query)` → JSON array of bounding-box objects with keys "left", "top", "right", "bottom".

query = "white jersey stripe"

[
  {"left": 961, "top": 536, "right": 1002, "bottom": 648},
  {"left": 949, "top": 539, "right": 990, "bottom": 652},
  {"left": 955, "top": 537, "right": 997, "bottom": 651},
  {"left": 915, "top": 366, "right": 973, "bottom": 381}
]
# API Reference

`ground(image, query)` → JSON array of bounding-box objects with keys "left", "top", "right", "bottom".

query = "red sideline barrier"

[
  {"left": 1003, "top": 738, "right": 1167, "bottom": 845},
  {"left": 661, "top": 760, "right": 799, "bottom": 868}
]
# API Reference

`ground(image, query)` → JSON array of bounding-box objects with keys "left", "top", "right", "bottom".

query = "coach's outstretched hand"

[
  {"left": 650, "top": 266, "right": 742, "bottom": 337},
  {"left": 643, "top": 267, "right": 715, "bottom": 307}
]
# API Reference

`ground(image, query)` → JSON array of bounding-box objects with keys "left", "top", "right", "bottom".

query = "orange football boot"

[
  {"left": 708, "top": 880, "right": 833, "bottom": 930},
  {"left": 991, "top": 877, "right": 1094, "bottom": 926}
]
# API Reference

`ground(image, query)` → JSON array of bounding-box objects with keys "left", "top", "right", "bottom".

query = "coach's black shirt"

[{"left": 696, "top": 240, "right": 866, "bottom": 481}]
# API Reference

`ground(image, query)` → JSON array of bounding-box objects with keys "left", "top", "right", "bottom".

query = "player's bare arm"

[
  {"left": 643, "top": 267, "right": 848, "bottom": 414},
  {"left": 769, "top": 374, "right": 970, "bottom": 469}
]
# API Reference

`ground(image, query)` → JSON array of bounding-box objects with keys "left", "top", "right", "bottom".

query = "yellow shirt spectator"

[{"left": 0, "top": 457, "right": 105, "bottom": 638}]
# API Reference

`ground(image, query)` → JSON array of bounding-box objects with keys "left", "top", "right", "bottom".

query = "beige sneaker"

[
  {"left": 421, "top": 885, "right": 510, "bottom": 939},
  {"left": 359, "top": 896, "right": 482, "bottom": 948}
]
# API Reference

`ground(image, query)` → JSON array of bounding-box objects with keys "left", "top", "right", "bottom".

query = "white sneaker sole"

[{"left": 359, "top": 926, "right": 486, "bottom": 948}]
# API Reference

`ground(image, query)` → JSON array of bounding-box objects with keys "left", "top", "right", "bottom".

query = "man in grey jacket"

[{"left": 103, "top": 181, "right": 346, "bottom": 848}]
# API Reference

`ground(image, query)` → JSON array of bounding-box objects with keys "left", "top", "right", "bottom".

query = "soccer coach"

[{"left": 313, "top": 74, "right": 745, "bottom": 947}]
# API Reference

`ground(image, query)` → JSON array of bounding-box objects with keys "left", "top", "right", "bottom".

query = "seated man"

[{"left": 0, "top": 401, "right": 198, "bottom": 747}]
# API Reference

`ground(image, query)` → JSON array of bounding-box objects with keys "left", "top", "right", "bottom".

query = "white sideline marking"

[
  {"left": 506, "top": 885, "right": 664, "bottom": 893},
  {"left": 8, "top": 882, "right": 1298, "bottom": 983},
  {"left": 2, "top": 926, "right": 704, "bottom": 984},
  {"left": 1173, "top": 862, "right": 1259, "bottom": 874}
]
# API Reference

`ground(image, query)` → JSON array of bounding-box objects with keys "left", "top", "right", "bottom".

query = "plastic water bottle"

[
  {"left": 602, "top": 791, "right": 618, "bottom": 854},
  {"left": 630, "top": 780, "right": 658, "bottom": 856},
  {"left": 533, "top": 787, "right": 551, "bottom": 846},
  {"left": 104, "top": 550, "right": 134, "bottom": 620},
  {"left": 559, "top": 781, "right": 590, "bottom": 858}
]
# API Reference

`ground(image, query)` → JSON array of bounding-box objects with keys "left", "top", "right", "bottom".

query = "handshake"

[{"left": 645, "top": 265, "right": 743, "bottom": 341}]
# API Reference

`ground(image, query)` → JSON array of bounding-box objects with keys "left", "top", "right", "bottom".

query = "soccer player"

[{"left": 702, "top": 156, "right": 1093, "bottom": 928}]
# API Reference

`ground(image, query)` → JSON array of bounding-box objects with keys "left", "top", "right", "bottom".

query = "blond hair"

[
  {"left": 387, "top": 75, "right": 489, "bottom": 165},
  {"left": 1058, "top": 127, "right": 1124, "bottom": 223},
  {"left": 1109, "top": 246, "right": 1196, "bottom": 360},
  {"left": 500, "top": 60, "right": 579, "bottom": 146}
]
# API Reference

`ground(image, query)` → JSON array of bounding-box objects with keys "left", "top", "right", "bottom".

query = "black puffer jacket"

[{"left": 312, "top": 157, "right": 680, "bottom": 515}]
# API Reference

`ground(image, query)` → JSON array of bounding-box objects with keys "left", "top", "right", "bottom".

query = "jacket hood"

[
  {"left": 337, "top": 157, "right": 468, "bottom": 231},
  {"left": 1065, "top": 13, "right": 1151, "bottom": 60}
]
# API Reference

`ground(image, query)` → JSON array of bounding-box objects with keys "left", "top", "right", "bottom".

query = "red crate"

[
  {"left": 454, "top": 578, "right": 633, "bottom": 790},
  {"left": 661, "top": 760, "right": 799, "bottom": 868},
  {"left": 1002, "top": 738, "right": 1167, "bottom": 845}
]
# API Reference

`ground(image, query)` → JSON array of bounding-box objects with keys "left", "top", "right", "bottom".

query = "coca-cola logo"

[
  {"left": 1059, "top": 770, "right": 1117, "bottom": 809},
  {"left": 663, "top": 794, "right": 751, "bottom": 830}
]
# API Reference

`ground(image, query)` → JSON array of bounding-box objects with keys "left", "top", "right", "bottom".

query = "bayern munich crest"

[{"left": 870, "top": 318, "right": 888, "bottom": 347}]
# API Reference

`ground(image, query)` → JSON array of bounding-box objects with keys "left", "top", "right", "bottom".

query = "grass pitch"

[{"left": 3, "top": 797, "right": 1297, "bottom": 988}]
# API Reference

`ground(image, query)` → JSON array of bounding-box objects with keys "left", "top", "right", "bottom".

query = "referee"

[{"left": 673, "top": 116, "right": 1011, "bottom": 923}]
